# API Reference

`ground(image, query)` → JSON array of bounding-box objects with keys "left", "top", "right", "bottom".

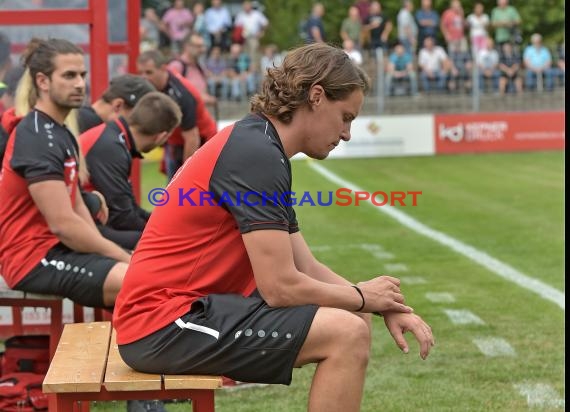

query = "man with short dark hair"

[
  {"left": 77, "top": 74, "right": 155, "bottom": 133},
  {"left": 79, "top": 92, "right": 181, "bottom": 246}
]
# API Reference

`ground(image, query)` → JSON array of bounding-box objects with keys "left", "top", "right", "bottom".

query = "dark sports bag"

[
  {"left": 0, "top": 372, "right": 48, "bottom": 411},
  {"left": 1, "top": 335, "right": 50, "bottom": 375}
]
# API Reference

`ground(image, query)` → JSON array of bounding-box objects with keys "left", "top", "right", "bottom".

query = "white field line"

[
  {"left": 309, "top": 162, "right": 565, "bottom": 310},
  {"left": 425, "top": 292, "right": 456, "bottom": 303},
  {"left": 514, "top": 383, "right": 565, "bottom": 408},
  {"left": 311, "top": 243, "right": 395, "bottom": 259},
  {"left": 384, "top": 263, "right": 409, "bottom": 272},
  {"left": 443, "top": 309, "right": 486, "bottom": 325},
  {"left": 400, "top": 276, "right": 427, "bottom": 285},
  {"left": 472, "top": 337, "right": 516, "bottom": 357}
]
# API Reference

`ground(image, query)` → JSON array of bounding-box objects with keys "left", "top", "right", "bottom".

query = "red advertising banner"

[{"left": 435, "top": 111, "right": 565, "bottom": 154}]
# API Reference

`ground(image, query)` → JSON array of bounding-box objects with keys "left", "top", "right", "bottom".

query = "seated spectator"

[
  {"left": 476, "top": 37, "right": 500, "bottom": 92},
  {"left": 343, "top": 39, "right": 363, "bottom": 66},
  {"left": 161, "top": 0, "right": 194, "bottom": 55},
  {"left": 79, "top": 92, "right": 181, "bottom": 247},
  {"left": 205, "top": 45, "right": 230, "bottom": 100},
  {"left": 523, "top": 33, "right": 554, "bottom": 91},
  {"left": 385, "top": 43, "right": 418, "bottom": 96},
  {"left": 77, "top": 74, "right": 155, "bottom": 134},
  {"left": 226, "top": 43, "right": 257, "bottom": 101},
  {"left": 448, "top": 48, "right": 473, "bottom": 92},
  {"left": 260, "top": 44, "right": 283, "bottom": 74},
  {"left": 0, "top": 38, "right": 129, "bottom": 310},
  {"left": 498, "top": 41, "right": 523, "bottom": 95},
  {"left": 418, "top": 36, "right": 450, "bottom": 92},
  {"left": 340, "top": 6, "right": 363, "bottom": 48},
  {"left": 555, "top": 42, "right": 565, "bottom": 87},
  {"left": 364, "top": 1, "right": 393, "bottom": 57}
]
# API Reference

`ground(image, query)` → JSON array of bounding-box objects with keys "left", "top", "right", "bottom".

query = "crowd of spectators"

[{"left": 137, "top": 0, "right": 564, "bottom": 102}]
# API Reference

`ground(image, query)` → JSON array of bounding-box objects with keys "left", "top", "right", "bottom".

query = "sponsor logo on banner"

[{"left": 435, "top": 112, "right": 565, "bottom": 154}]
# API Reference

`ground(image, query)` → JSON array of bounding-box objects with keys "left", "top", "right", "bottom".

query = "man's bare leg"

[
  {"left": 102, "top": 262, "right": 128, "bottom": 306},
  {"left": 295, "top": 307, "right": 371, "bottom": 412}
]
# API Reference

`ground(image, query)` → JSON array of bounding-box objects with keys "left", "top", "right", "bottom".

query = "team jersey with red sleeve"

[
  {"left": 113, "top": 113, "right": 299, "bottom": 345},
  {"left": 163, "top": 70, "right": 217, "bottom": 146},
  {"left": 0, "top": 109, "right": 80, "bottom": 287},
  {"left": 79, "top": 117, "right": 149, "bottom": 231}
]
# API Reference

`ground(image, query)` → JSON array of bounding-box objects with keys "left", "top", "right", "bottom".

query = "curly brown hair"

[{"left": 250, "top": 43, "right": 370, "bottom": 124}]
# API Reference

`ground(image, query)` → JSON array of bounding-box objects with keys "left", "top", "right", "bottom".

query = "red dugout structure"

[{"left": 0, "top": 0, "right": 142, "bottom": 201}]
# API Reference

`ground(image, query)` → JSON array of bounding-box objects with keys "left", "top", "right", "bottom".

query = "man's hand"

[
  {"left": 384, "top": 312, "right": 435, "bottom": 360},
  {"left": 91, "top": 190, "right": 109, "bottom": 225},
  {"left": 357, "top": 276, "right": 413, "bottom": 314}
]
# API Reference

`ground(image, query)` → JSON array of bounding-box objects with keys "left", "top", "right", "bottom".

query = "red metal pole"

[
  {"left": 127, "top": 0, "right": 142, "bottom": 203},
  {"left": 89, "top": 0, "right": 109, "bottom": 102}
]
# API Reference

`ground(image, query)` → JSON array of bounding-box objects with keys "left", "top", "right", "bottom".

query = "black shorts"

[
  {"left": 119, "top": 293, "right": 318, "bottom": 385},
  {"left": 14, "top": 243, "right": 116, "bottom": 308}
]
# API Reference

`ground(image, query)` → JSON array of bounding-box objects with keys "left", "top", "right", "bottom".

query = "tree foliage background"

[{"left": 143, "top": 0, "right": 565, "bottom": 51}]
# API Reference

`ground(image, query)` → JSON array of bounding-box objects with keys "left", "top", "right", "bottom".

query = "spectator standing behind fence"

[
  {"left": 441, "top": 0, "right": 467, "bottom": 54},
  {"left": 385, "top": 42, "right": 418, "bottom": 96},
  {"left": 415, "top": 0, "right": 439, "bottom": 53},
  {"left": 498, "top": 42, "right": 522, "bottom": 95},
  {"left": 343, "top": 39, "right": 363, "bottom": 66},
  {"left": 205, "top": 0, "right": 233, "bottom": 52},
  {"left": 466, "top": 2, "right": 489, "bottom": 55},
  {"left": 168, "top": 33, "right": 217, "bottom": 107},
  {"left": 192, "top": 2, "right": 211, "bottom": 51},
  {"left": 555, "top": 43, "right": 565, "bottom": 86},
  {"left": 418, "top": 36, "right": 450, "bottom": 92},
  {"left": 476, "top": 37, "right": 500, "bottom": 92},
  {"left": 523, "top": 33, "right": 554, "bottom": 92},
  {"left": 491, "top": 0, "right": 521, "bottom": 48},
  {"left": 341, "top": 6, "right": 364, "bottom": 49},
  {"left": 260, "top": 44, "right": 283, "bottom": 75},
  {"left": 305, "top": 3, "right": 326, "bottom": 43},
  {"left": 140, "top": 8, "right": 163, "bottom": 52},
  {"left": 161, "top": 0, "right": 194, "bottom": 55},
  {"left": 397, "top": 0, "right": 418, "bottom": 55},
  {"left": 234, "top": 1, "right": 269, "bottom": 71},
  {"left": 364, "top": 1, "right": 392, "bottom": 57}
]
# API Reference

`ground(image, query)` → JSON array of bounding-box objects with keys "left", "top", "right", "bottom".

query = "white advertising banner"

[
  {"left": 327, "top": 114, "right": 435, "bottom": 159},
  {"left": 221, "top": 114, "right": 435, "bottom": 160}
]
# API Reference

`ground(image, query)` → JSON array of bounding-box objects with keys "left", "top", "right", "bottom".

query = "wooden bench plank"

[
  {"left": 104, "top": 329, "right": 162, "bottom": 391},
  {"left": 43, "top": 321, "right": 111, "bottom": 393},
  {"left": 164, "top": 375, "right": 223, "bottom": 390}
]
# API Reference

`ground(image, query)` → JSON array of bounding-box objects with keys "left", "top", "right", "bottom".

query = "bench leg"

[{"left": 192, "top": 390, "right": 215, "bottom": 412}]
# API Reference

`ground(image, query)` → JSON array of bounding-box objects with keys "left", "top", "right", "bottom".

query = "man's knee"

[{"left": 102, "top": 262, "right": 128, "bottom": 306}]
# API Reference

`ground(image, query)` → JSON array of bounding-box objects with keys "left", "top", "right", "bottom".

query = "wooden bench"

[
  {"left": 43, "top": 321, "right": 223, "bottom": 411},
  {"left": 0, "top": 275, "right": 104, "bottom": 360}
]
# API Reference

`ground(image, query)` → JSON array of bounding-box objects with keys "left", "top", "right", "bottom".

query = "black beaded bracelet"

[{"left": 352, "top": 285, "right": 365, "bottom": 312}]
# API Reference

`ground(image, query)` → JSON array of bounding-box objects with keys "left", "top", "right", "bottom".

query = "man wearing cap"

[
  {"left": 79, "top": 92, "right": 181, "bottom": 250},
  {"left": 77, "top": 74, "right": 155, "bottom": 134}
]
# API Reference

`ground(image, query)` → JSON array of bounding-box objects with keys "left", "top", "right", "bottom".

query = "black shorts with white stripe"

[
  {"left": 14, "top": 242, "right": 116, "bottom": 308},
  {"left": 119, "top": 292, "right": 318, "bottom": 385}
]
